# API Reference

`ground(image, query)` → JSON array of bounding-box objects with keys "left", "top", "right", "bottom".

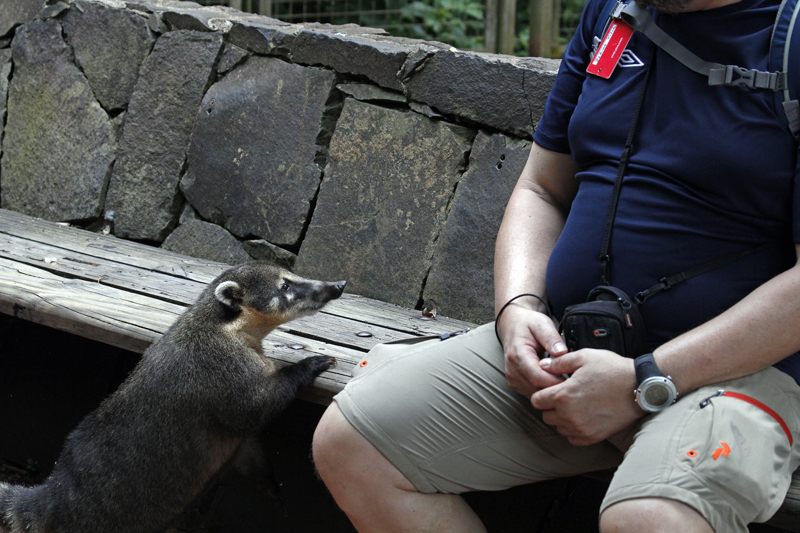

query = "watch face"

[
  {"left": 637, "top": 376, "right": 677, "bottom": 412},
  {"left": 643, "top": 383, "right": 671, "bottom": 407}
]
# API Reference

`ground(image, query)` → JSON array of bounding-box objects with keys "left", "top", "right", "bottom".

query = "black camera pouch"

[{"left": 560, "top": 286, "right": 648, "bottom": 358}]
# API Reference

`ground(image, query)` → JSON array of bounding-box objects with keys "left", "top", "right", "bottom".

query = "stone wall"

[{"left": 0, "top": 0, "right": 560, "bottom": 324}]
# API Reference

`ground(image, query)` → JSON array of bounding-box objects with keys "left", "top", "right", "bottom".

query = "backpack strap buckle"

[
  {"left": 610, "top": 0, "right": 627, "bottom": 19},
  {"left": 709, "top": 65, "right": 786, "bottom": 91}
]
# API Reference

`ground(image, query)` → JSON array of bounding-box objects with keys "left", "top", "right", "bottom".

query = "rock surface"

[
  {"left": 161, "top": 219, "right": 252, "bottom": 264},
  {"left": 0, "top": 49, "right": 12, "bottom": 164},
  {"left": 105, "top": 30, "right": 223, "bottom": 241},
  {"left": 0, "top": 0, "right": 44, "bottom": 38},
  {"left": 242, "top": 239, "right": 297, "bottom": 269},
  {"left": 295, "top": 99, "right": 475, "bottom": 308},
  {"left": 402, "top": 51, "right": 559, "bottom": 137},
  {"left": 61, "top": 0, "right": 156, "bottom": 111},
  {"left": 292, "top": 32, "right": 418, "bottom": 92},
  {"left": 182, "top": 56, "right": 338, "bottom": 246},
  {"left": 424, "top": 132, "right": 532, "bottom": 323},
  {"left": 1, "top": 20, "right": 115, "bottom": 221}
]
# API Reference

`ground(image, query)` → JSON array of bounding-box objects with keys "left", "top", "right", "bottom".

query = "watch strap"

[{"left": 634, "top": 352, "right": 664, "bottom": 385}]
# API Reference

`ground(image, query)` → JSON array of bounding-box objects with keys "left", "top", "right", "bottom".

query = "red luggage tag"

[{"left": 587, "top": 19, "right": 634, "bottom": 79}]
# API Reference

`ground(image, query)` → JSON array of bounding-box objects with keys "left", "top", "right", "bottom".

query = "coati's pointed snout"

[
  {"left": 316, "top": 279, "right": 346, "bottom": 304},
  {"left": 332, "top": 280, "right": 347, "bottom": 296}
]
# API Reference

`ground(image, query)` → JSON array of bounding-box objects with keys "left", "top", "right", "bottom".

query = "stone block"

[
  {"left": 182, "top": 56, "right": 338, "bottom": 246},
  {"left": 105, "top": 30, "right": 223, "bottom": 242},
  {"left": 0, "top": 0, "right": 45, "bottom": 38},
  {"left": 242, "top": 239, "right": 296, "bottom": 270},
  {"left": 217, "top": 41, "right": 250, "bottom": 75},
  {"left": 158, "top": 4, "right": 269, "bottom": 33},
  {"left": 295, "top": 99, "right": 475, "bottom": 308},
  {"left": 227, "top": 18, "right": 297, "bottom": 58},
  {"left": 161, "top": 219, "right": 252, "bottom": 264},
  {"left": 61, "top": 1, "right": 156, "bottom": 111},
  {"left": 336, "top": 83, "right": 406, "bottom": 105},
  {"left": 401, "top": 50, "right": 560, "bottom": 138},
  {"left": 39, "top": 3, "right": 70, "bottom": 20},
  {"left": 0, "top": 20, "right": 115, "bottom": 221},
  {"left": 291, "top": 32, "right": 417, "bottom": 92},
  {"left": 424, "top": 132, "right": 532, "bottom": 324},
  {"left": 127, "top": 0, "right": 203, "bottom": 8}
]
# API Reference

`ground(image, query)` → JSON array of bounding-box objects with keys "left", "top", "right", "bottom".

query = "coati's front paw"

[{"left": 301, "top": 355, "right": 336, "bottom": 375}]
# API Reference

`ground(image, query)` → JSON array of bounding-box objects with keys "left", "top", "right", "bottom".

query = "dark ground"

[{"left": 0, "top": 314, "right": 788, "bottom": 532}]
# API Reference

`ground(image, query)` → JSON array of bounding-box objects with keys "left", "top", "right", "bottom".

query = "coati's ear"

[{"left": 215, "top": 280, "right": 244, "bottom": 311}]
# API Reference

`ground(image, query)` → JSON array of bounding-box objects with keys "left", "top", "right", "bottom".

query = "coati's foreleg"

[{"left": 259, "top": 355, "right": 335, "bottom": 422}]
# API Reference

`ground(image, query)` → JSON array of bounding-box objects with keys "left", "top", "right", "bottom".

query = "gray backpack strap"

[{"left": 618, "top": 1, "right": 786, "bottom": 90}]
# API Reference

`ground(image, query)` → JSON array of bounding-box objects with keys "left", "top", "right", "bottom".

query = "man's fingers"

[
  {"left": 505, "top": 346, "right": 562, "bottom": 395},
  {"left": 539, "top": 351, "right": 581, "bottom": 375},
  {"left": 528, "top": 313, "right": 567, "bottom": 356}
]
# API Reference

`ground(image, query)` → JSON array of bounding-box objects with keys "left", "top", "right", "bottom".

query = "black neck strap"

[{"left": 600, "top": 66, "right": 652, "bottom": 286}]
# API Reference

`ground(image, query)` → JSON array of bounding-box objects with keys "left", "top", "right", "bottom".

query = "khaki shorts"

[{"left": 334, "top": 323, "right": 800, "bottom": 533}]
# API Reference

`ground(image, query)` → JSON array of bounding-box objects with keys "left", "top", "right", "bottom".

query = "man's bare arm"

[{"left": 494, "top": 142, "right": 579, "bottom": 397}]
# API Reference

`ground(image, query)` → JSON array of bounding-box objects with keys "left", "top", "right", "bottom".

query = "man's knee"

[
  {"left": 600, "top": 498, "right": 714, "bottom": 533},
  {"left": 312, "top": 403, "right": 355, "bottom": 480}
]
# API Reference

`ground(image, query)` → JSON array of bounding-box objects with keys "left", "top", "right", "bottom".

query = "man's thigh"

[
  {"left": 603, "top": 367, "right": 800, "bottom": 533},
  {"left": 334, "top": 323, "right": 624, "bottom": 494}
]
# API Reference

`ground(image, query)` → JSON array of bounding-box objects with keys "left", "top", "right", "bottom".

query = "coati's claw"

[{"left": 302, "top": 355, "right": 335, "bottom": 375}]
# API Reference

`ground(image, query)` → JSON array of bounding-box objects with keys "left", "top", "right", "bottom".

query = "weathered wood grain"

[
  {"left": 0, "top": 208, "right": 228, "bottom": 282},
  {"left": 0, "top": 232, "right": 208, "bottom": 304}
]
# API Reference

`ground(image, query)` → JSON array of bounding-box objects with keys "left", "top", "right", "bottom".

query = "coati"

[{"left": 0, "top": 262, "right": 346, "bottom": 533}]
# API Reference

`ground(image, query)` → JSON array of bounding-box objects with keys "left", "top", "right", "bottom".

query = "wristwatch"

[{"left": 634, "top": 353, "right": 678, "bottom": 413}]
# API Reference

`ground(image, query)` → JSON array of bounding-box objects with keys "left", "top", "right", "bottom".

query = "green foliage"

[
  {"left": 396, "top": 0, "right": 485, "bottom": 50},
  {"left": 560, "top": 0, "right": 586, "bottom": 44},
  {"left": 514, "top": 0, "right": 586, "bottom": 56},
  {"left": 194, "top": 0, "right": 587, "bottom": 57}
]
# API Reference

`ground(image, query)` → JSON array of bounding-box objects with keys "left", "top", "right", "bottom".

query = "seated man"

[{"left": 312, "top": 0, "right": 800, "bottom": 529}]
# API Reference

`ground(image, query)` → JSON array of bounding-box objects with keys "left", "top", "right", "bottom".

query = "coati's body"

[{"left": 0, "top": 262, "right": 346, "bottom": 533}]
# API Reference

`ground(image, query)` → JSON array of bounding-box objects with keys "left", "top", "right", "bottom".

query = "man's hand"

[
  {"left": 496, "top": 304, "right": 568, "bottom": 398},
  {"left": 532, "top": 349, "right": 646, "bottom": 446}
]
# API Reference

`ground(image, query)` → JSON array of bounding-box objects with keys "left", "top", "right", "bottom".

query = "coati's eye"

[{"left": 281, "top": 281, "right": 290, "bottom": 292}]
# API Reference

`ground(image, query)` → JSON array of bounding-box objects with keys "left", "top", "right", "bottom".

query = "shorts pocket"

[{"left": 673, "top": 391, "right": 793, "bottom": 523}]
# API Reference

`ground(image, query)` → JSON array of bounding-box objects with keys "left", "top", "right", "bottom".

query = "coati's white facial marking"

[
  {"left": 269, "top": 296, "right": 281, "bottom": 310},
  {"left": 280, "top": 279, "right": 294, "bottom": 302}
]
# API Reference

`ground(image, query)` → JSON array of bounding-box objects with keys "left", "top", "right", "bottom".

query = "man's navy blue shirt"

[{"left": 533, "top": 0, "right": 800, "bottom": 380}]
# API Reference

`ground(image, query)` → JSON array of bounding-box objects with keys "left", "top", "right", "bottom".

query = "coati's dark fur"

[{"left": 0, "top": 262, "right": 346, "bottom": 533}]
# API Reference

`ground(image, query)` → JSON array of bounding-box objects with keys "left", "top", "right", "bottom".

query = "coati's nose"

[{"left": 334, "top": 280, "right": 347, "bottom": 293}]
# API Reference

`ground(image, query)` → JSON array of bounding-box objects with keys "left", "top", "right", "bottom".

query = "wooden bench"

[
  {"left": 0, "top": 207, "right": 798, "bottom": 531},
  {"left": 0, "top": 208, "right": 474, "bottom": 405}
]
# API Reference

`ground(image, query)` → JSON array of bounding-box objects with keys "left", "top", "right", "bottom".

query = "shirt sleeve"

[{"left": 533, "top": 0, "right": 607, "bottom": 153}]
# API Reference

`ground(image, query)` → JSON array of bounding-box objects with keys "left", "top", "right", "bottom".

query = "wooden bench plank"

[
  {"left": 0, "top": 256, "right": 366, "bottom": 399},
  {"left": 0, "top": 232, "right": 209, "bottom": 305},
  {"left": 0, "top": 208, "right": 227, "bottom": 283},
  {"left": 0, "top": 257, "right": 181, "bottom": 352}
]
